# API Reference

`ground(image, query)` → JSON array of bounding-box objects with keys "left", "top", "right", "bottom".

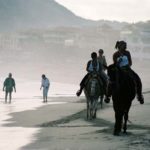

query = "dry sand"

[{"left": 4, "top": 92, "right": 150, "bottom": 150}]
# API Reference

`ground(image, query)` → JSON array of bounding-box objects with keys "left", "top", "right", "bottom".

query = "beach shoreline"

[{"left": 1, "top": 92, "right": 149, "bottom": 150}]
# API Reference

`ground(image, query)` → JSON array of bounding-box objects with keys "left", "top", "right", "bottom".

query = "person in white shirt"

[{"left": 40, "top": 74, "right": 50, "bottom": 103}]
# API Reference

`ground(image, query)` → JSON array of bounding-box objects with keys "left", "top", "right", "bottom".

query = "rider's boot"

[
  {"left": 137, "top": 94, "right": 144, "bottom": 104},
  {"left": 76, "top": 86, "right": 83, "bottom": 97},
  {"left": 104, "top": 81, "right": 112, "bottom": 103}
]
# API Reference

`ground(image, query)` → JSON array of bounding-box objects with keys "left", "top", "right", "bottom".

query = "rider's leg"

[
  {"left": 76, "top": 73, "right": 89, "bottom": 96},
  {"left": 99, "top": 71, "right": 111, "bottom": 103},
  {"left": 132, "top": 71, "right": 144, "bottom": 104},
  {"left": 104, "top": 81, "right": 112, "bottom": 103},
  {"left": 99, "top": 71, "right": 109, "bottom": 94},
  {"left": 127, "top": 69, "right": 144, "bottom": 104}
]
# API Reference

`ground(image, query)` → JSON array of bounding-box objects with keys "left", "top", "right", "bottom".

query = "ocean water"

[{"left": 0, "top": 80, "right": 78, "bottom": 150}]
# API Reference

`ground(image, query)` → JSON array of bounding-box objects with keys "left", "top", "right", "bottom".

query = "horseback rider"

[
  {"left": 105, "top": 41, "right": 144, "bottom": 104},
  {"left": 76, "top": 52, "right": 107, "bottom": 96},
  {"left": 98, "top": 49, "right": 107, "bottom": 71}
]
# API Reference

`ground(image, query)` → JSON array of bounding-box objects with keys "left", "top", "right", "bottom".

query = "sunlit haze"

[{"left": 55, "top": 0, "right": 150, "bottom": 22}]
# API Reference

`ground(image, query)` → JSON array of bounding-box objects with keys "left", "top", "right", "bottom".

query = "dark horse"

[
  {"left": 107, "top": 64, "right": 137, "bottom": 135},
  {"left": 84, "top": 72, "right": 104, "bottom": 120}
]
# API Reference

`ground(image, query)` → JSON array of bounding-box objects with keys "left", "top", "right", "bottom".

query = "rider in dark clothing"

[
  {"left": 76, "top": 52, "right": 106, "bottom": 96},
  {"left": 105, "top": 41, "right": 144, "bottom": 104}
]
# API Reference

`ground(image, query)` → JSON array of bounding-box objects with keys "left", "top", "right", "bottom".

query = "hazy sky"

[{"left": 55, "top": 0, "right": 150, "bottom": 22}]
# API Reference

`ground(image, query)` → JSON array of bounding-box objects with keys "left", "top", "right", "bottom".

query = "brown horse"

[
  {"left": 84, "top": 73, "right": 104, "bottom": 120},
  {"left": 107, "top": 64, "right": 138, "bottom": 135}
]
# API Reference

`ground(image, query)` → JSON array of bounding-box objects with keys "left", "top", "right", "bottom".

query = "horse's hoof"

[
  {"left": 113, "top": 131, "right": 120, "bottom": 136},
  {"left": 123, "top": 130, "right": 127, "bottom": 133},
  {"left": 104, "top": 97, "right": 110, "bottom": 103},
  {"left": 93, "top": 116, "right": 96, "bottom": 119}
]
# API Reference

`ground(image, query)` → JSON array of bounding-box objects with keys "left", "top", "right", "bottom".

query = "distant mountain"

[
  {"left": 0, "top": 0, "right": 149, "bottom": 32},
  {"left": 0, "top": 0, "right": 94, "bottom": 31}
]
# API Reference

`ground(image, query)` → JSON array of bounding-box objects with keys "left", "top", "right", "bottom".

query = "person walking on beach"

[
  {"left": 3, "top": 73, "right": 16, "bottom": 103},
  {"left": 40, "top": 74, "right": 50, "bottom": 103}
]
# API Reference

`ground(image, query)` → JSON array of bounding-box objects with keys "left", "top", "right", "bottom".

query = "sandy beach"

[{"left": 1, "top": 88, "right": 150, "bottom": 150}]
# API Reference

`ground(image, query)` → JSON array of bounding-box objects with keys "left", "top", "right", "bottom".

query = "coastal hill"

[{"left": 0, "top": 0, "right": 95, "bottom": 31}]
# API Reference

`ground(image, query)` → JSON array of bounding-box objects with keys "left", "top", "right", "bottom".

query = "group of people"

[
  {"left": 3, "top": 40, "right": 144, "bottom": 104},
  {"left": 76, "top": 40, "right": 144, "bottom": 104},
  {"left": 3, "top": 73, "right": 50, "bottom": 103}
]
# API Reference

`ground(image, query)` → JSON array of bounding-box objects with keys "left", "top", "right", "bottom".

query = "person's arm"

[
  {"left": 86, "top": 61, "right": 91, "bottom": 72},
  {"left": 98, "top": 61, "right": 103, "bottom": 73},
  {"left": 46, "top": 79, "right": 50, "bottom": 88},
  {"left": 127, "top": 51, "right": 132, "bottom": 66},
  {"left": 40, "top": 84, "right": 42, "bottom": 90},
  {"left": 40, "top": 79, "right": 43, "bottom": 90},
  {"left": 3, "top": 79, "right": 7, "bottom": 91},
  {"left": 113, "top": 52, "right": 118, "bottom": 65},
  {"left": 3, "top": 81, "right": 5, "bottom": 91},
  {"left": 103, "top": 56, "right": 107, "bottom": 70},
  {"left": 13, "top": 79, "right": 16, "bottom": 92},
  {"left": 14, "top": 86, "right": 16, "bottom": 92}
]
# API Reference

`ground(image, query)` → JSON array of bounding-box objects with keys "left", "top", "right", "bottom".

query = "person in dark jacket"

[{"left": 3, "top": 73, "right": 16, "bottom": 103}]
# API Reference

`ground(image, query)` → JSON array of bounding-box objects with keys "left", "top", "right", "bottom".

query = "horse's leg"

[
  {"left": 87, "top": 100, "right": 89, "bottom": 120},
  {"left": 93, "top": 99, "right": 97, "bottom": 119},
  {"left": 114, "top": 107, "right": 123, "bottom": 135},
  {"left": 88, "top": 99, "right": 92, "bottom": 120},
  {"left": 123, "top": 102, "right": 132, "bottom": 133},
  {"left": 90, "top": 100, "right": 95, "bottom": 120},
  {"left": 123, "top": 111, "right": 128, "bottom": 134},
  {"left": 100, "top": 95, "right": 104, "bottom": 108}
]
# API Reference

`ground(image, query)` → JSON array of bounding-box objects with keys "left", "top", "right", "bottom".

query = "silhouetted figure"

[
  {"left": 40, "top": 74, "right": 50, "bottom": 103},
  {"left": 105, "top": 41, "right": 144, "bottom": 104},
  {"left": 107, "top": 63, "right": 139, "bottom": 135},
  {"left": 98, "top": 49, "right": 109, "bottom": 93},
  {"left": 3, "top": 73, "right": 16, "bottom": 103},
  {"left": 97, "top": 49, "right": 107, "bottom": 71},
  {"left": 76, "top": 52, "right": 106, "bottom": 96}
]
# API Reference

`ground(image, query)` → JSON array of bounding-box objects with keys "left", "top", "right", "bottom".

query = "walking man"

[
  {"left": 40, "top": 74, "right": 50, "bottom": 103},
  {"left": 3, "top": 73, "right": 16, "bottom": 103}
]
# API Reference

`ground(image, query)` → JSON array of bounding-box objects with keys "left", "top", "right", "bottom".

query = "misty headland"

[{"left": 0, "top": 0, "right": 149, "bottom": 89}]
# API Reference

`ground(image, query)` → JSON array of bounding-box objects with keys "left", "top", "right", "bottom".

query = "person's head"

[
  {"left": 98, "top": 49, "right": 104, "bottom": 55},
  {"left": 42, "top": 74, "right": 46, "bottom": 79},
  {"left": 8, "top": 73, "right": 12, "bottom": 78},
  {"left": 115, "top": 41, "right": 127, "bottom": 51},
  {"left": 91, "top": 52, "right": 97, "bottom": 60}
]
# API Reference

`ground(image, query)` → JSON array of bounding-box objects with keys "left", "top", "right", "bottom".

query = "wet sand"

[{"left": 2, "top": 90, "right": 150, "bottom": 150}]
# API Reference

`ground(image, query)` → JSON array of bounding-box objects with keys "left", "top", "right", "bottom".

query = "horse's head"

[
  {"left": 107, "top": 64, "right": 119, "bottom": 82},
  {"left": 86, "top": 72, "right": 101, "bottom": 98}
]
